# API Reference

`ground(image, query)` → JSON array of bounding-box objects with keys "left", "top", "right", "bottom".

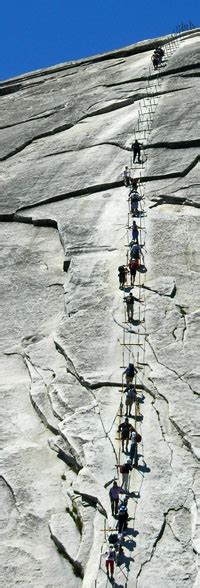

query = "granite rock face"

[{"left": 0, "top": 29, "right": 200, "bottom": 587}]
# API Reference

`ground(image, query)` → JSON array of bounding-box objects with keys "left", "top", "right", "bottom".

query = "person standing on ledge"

[{"left": 132, "top": 139, "right": 142, "bottom": 164}]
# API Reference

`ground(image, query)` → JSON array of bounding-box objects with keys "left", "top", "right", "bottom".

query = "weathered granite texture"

[{"left": 0, "top": 29, "right": 199, "bottom": 587}]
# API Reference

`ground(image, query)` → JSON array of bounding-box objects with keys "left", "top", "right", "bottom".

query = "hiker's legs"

[
  {"left": 129, "top": 304, "right": 134, "bottom": 321},
  {"left": 114, "top": 498, "right": 119, "bottom": 516},
  {"left": 128, "top": 399, "right": 133, "bottom": 416},
  {"left": 110, "top": 560, "right": 114, "bottom": 576},
  {"left": 111, "top": 498, "right": 115, "bottom": 516},
  {"left": 123, "top": 473, "right": 129, "bottom": 491},
  {"left": 125, "top": 436, "right": 129, "bottom": 452},
  {"left": 130, "top": 442, "right": 136, "bottom": 464},
  {"left": 134, "top": 444, "right": 138, "bottom": 467}
]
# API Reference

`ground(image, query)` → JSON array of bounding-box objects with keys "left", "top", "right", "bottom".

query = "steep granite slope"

[{"left": 0, "top": 29, "right": 199, "bottom": 587}]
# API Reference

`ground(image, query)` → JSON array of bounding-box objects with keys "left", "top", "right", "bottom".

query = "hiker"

[
  {"left": 123, "top": 363, "right": 136, "bottom": 385},
  {"left": 131, "top": 242, "right": 140, "bottom": 259},
  {"left": 124, "top": 385, "right": 136, "bottom": 416},
  {"left": 156, "top": 46, "right": 164, "bottom": 64},
  {"left": 109, "top": 481, "right": 125, "bottom": 516},
  {"left": 132, "top": 139, "right": 142, "bottom": 164},
  {"left": 116, "top": 459, "right": 132, "bottom": 491},
  {"left": 117, "top": 503, "right": 129, "bottom": 533},
  {"left": 124, "top": 292, "right": 140, "bottom": 322},
  {"left": 108, "top": 532, "right": 124, "bottom": 564},
  {"left": 130, "top": 243, "right": 144, "bottom": 264},
  {"left": 132, "top": 220, "right": 139, "bottom": 243},
  {"left": 130, "top": 176, "right": 139, "bottom": 191},
  {"left": 123, "top": 166, "right": 130, "bottom": 186},
  {"left": 118, "top": 265, "right": 128, "bottom": 288},
  {"left": 130, "top": 191, "right": 142, "bottom": 216},
  {"left": 151, "top": 52, "right": 159, "bottom": 69},
  {"left": 118, "top": 417, "right": 134, "bottom": 452},
  {"left": 105, "top": 546, "right": 116, "bottom": 579},
  {"left": 130, "top": 430, "right": 142, "bottom": 466},
  {"left": 129, "top": 430, "right": 137, "bottom": 465},
  {"left": 128, "top": 258, "right": 139, "bottom": 286}
]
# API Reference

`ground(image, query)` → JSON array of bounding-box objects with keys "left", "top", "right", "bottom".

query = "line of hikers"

[
  {"left": 105, "top": 407, "right": 142, "bottom": 578},
  {"left": 105, "top": 163, "right": 144, "bottom": 578},
  {"left": 104, "top": 38, "right": 176, "bottom": 581}
]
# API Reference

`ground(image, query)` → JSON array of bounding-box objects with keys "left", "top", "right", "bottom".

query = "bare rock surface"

[{"left": 0, "top": 28, "right": 200, "bottom": 587}]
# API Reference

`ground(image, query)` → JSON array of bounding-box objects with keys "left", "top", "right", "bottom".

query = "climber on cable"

[
  {"left": 129, "top": 191, "right": 142, "bottom": 216},
  {"left": 118, "top": 265, "right": 128, "bottom": 289},
  {"left": 130, "top": 242, "right": 144, "bottom": 264},
  {"left": 151, "top": 51, "right": 159, "bottom": 69},
  {"left": 124, "top": 291, "right": 140, "bottom": 322},
  {"left": 129, "top": 176, "right": 139, "bottom": 192},
  {"left": 131, "top": 220, "right": 139, "bottom": 243},
  {"left": 131, "top": 139, "right": 143, "bottom": 164},
  {"left": 123, "top": 165, "right": 130, "bottom": 187}
]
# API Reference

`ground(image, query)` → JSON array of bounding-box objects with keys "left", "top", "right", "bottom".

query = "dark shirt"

[{"left": 118, "top": 422, "right": 133, "bottom": 438}]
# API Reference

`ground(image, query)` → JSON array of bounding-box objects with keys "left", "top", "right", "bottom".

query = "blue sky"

[{"left": 1, "top": 0, "right": 199, "bottom": 80}]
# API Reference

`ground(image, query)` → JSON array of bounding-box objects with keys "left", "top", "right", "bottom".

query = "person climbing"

[
  {"left": 130, "top": 191, "right": 142, "bottom": 216},
  {"left": 130, "top": 243, "right": 144, "bottom": 264},
  {"left": 151, "top": 52, "right": 159, "bottom": 69},
  {"left": 123, "top": 362, "right": 136, "bottom": 385},
  {"left": 124, "top": 292, "right": 140, "bottom": 322},
  {"left": 130, "top": 430, "right": 142, "bottom": 467},
  {"left": 109, "top": 481, "right": 125, "bottom": 516},
  {"left": 132, "top": 139, "right": 142, "bottom": 164},
  {"left": 130, "top": 176, "right": 139, "bottom": 191},
  {"left": 117, "top": 503, "right": 129, "bottom": 533},
  {"left": 132, "top": 220, "right": 139, "bottom": 243},
  {"left": 129, "top": 430, "right": 137, "bottom": 465},
  {"left": 123, "top": 166, "right": 130, "bottom": 187},
  {"left": 108, "top": 533, "right": 124, "bottom": 565},
  {"left": 118, "top": 417, "right": 134, "bottom": 452},
  {"left": 124, "top": 384, "right": 136, "bottom": 416},
  {"left": 116, "top": 459, "right": 132, "bottom": 491},
  {"left": 118, "top": 265, "right": 128, "bottom": 288},
  {"left": 105, "top": 545, "right": 116, "bottom": 579},
  {"left": 128, "top": 258, "right": 140, "bottom": 286},
  {"left": 155, "top": 46, "right": 165, "bottom": 64}
]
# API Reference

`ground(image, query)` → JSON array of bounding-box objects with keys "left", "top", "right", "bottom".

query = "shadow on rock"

[
  {"left": 119, "top": 552, "right": 135, "bottom": 571},
  {"left": 137, "top": 462, "right": 150, "bottom": 474}
]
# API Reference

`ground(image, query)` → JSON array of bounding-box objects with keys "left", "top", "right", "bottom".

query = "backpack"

[
  {"left": 126, "top": 363, "right": 135, "bottom": 377},
  {"left": 108, "top": 533, "right": 118, "bottom": 545},
  {"left": 120, "top": 464, "right": 126, "bottom": 474}
]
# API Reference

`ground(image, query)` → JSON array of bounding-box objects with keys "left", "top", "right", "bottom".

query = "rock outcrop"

[{"left": 0, "top": 28, "right": 199, "bottom": 587}]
